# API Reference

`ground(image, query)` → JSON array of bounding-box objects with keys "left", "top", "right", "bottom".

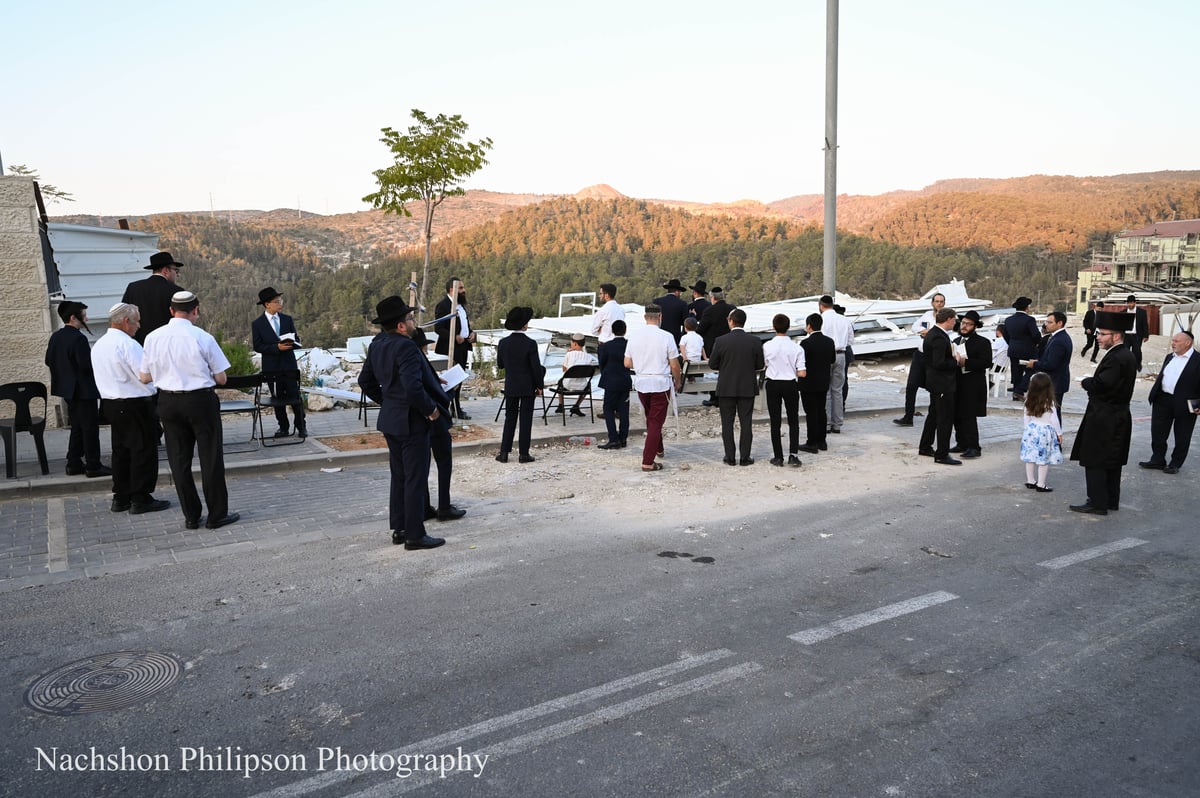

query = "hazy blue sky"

[{"left": 3, "top": 0, "right": 1195, "bottom": 216}]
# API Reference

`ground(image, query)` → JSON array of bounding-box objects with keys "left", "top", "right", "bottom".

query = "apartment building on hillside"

[{"left": 1077, "top": 219, "right": 1200, "bottom": 314}]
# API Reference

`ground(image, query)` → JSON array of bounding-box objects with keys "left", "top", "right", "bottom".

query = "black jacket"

[
  {"left": 798, "top": 332, "right": 834, "bottom": 394},
  {"left": 122, "top": 274, "right": 180, "bottom": 344}
]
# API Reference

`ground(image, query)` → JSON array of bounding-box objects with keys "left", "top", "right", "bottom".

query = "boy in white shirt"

[{"left": 680, "top": 317, "right": 705, "bottom": 363}]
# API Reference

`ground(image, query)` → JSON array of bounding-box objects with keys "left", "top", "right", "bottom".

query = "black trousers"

[
  {"left": 919, "top": 389, "right": 956, "bottom": 457},
  {"left": 603, "top": 389, "right": 630, "bottom": 444},
  {"left": 427, "top": 419, "right": 452, "bottom": 511},
  {"left": 953, "top": 406, "right": 980, "bottom": 451},
  {"left": 385, "top": 429, "right": 431, "bottom": 541},
  {"left": 500, "top": 395, "right": 535, "bottom": 456},
  {"left": 159, "top": 390, "right": 227, "bottom": 523},
  {"left": 719, "top": 396, "right": 755, "bottom": 461},
  {"left": 1080, "top": 332, "right": 1097, "bottom": 358},
  {"left": 903, "top": 351, "right": 926, "bottom": 417},
  {"left": 1010, "top": 355, "right": 1030, "bottom": 395},
  {"left": 1129, "top": 339, "right": 1144, "bottom": 372},
  {"left": 264, "top": 373, "right": 306, "bottom": 432},
  {"left": 66, "top": 397, "right": 102, "bottom": 469},
  {"left": 103, "top": 397, "right": 158, "bottom": 504},
  {"left": 1084, "top": 466, "right": 1123, "bottom": 510},
  {"left": 801, "top": 390, "right": 827, "bottom": 447},
  {"left": 1150, "top": 396, "right": 1197, "bottom": 468},
  {"left": 765, "top": 379, "right": 800, "bottom": 459}
]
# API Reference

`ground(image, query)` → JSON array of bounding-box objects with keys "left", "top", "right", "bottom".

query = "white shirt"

[
  {"left": 992, "top": 334, "right": 1009, "bottom": 360},
  {"left": 142, "top": 317, "right": 231, "bottom": 391},
  {"left": 91, "top": 327, "right": 156, "bottom": 399},
  {"left": 763, "top": 335, "right": 806, "bottom": 380},
  {"left": 625, "top": 325, "right": 679, "bottom": 393},
  {"left": 591, "top": 299, "right": 626, "bottom": 343},
  {"left": 1162, "top": 348, "right": 1194, "bottom": 394},
  {"left": 821, "top": 309, "right": 854, "bottom": 351},
  {"left": 561, "top": 347, "right": 596, "bottom": 390},
  {"left": 680, "top": 330, "right": 705, "bottom": 362},
  {"left": 266, "top": 311, "right": 281, "bottom": 335},
  {"left": 912, "top": 309, "right": 937, "bottom": 333},
  {"left": 445, "top": 295, "right": 471, "bottom": 338}
]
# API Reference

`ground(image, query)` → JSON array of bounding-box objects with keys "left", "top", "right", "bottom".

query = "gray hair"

[{"left": 108, "top": 302, "right": 140, "bottom": 325}]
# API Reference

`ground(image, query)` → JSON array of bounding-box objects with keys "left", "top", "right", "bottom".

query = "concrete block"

[
  {"left": 0, "top": 234, "right": 40, "bottom": 260},
  {"left": 0, "top": 206, "right": 36, "bottom": 233},
  {"left": 4, "top": 284, "right": 50, "bottom": 308},
  {"left": 0, "top": 258, "right": 45, "bottom": 291},
  {"left": 0, "top": 177, "right": 37, "bottom": 207},
  {"left": 0, "top": 311, "right": 48, "bottom": 337}
]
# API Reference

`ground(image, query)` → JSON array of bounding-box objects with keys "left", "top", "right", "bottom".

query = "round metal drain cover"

[{"left": 25, "top": 651, "right": 183, "bottom": 716}]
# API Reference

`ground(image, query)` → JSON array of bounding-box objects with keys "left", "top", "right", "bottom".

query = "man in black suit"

[
  {"left": 1005, "top": 296, "right": 1041, "bottom": 399},
  {"left": 359, "top": 296, "right": 446, "bottom": 550},
  {"left": 495, "top": 306, "right": 545, "bottom": 464},
  {"left": 687, "top": 280, "right": 710, "bottom": 320},
  {"left": 1124, "top": 295, "right": 1151, "bottom": 372},
  {"left": 1079, "top": 301, "right": 1100, "bottom": 361},
  {"left": 1028, "top": 310, "right": 1073, "bottom": 420},
  {"left": 950, "top": 310, "right": 992, "bottom": 459},
  {"left": 597, "top": 319, "right": 632, "bottom": 449},
  {"left": 434, "top": 277, "right": 475, "bottom": 419},
  {"left": 709, "top": 308, "right": 765, "bottom": 466},
  {"left": 918, "top": 308, "right": 961, "bottom": 465},
  {"left": 654, "top": 279, "right": 689, "bottom": 343},
  {"left": 798, "top": 313, "right": 834, "bottom": 454},
  {"left": 251, "top": 286, "right": 307, "bottom": 438},
  {"left": 122, "top": 251, "right": 184, "bottom": 344},
  {"left": 697, "top": 287, "right": 733, "bottom": 407},
  {"left": 1070, "top": 311, "right": 1138, "bottom": 514},
  {"left": 45, "top": 301, "right": 111, "bottom": 478},
  {"left": 1140, "top": 330, "right": 1200, "bottom": 474}
]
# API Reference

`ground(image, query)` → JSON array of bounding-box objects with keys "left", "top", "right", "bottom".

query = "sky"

[{"left": 3, "top": 0, "right": 1196, "bottom": 217}]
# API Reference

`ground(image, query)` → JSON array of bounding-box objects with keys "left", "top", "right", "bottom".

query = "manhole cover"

[{"left": 24, "top": 651, "right": 183, "bottom": 716}]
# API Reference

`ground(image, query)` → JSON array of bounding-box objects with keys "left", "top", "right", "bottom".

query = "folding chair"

[
  {"left": 218, "top": 374, "right": 263, "bottom": 452},
  {"left": 990, "top": 359, "right": 1010, "bottom": 398},
  {"left": 494, "top": 391, "right": 547, "bottom": 424},
  {"left": 258, "top": 375, "right": 306, "bottom": 447},
  {"left": 0, "top": 381, "right": 50, "bottom": 479},
  {"left": 542, "top": 364, "right": 597, "bottom": 425}
]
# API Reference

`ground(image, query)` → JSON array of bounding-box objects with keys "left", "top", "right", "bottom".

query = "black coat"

[
  {"left": 698, "top": 300, "right": 733, "bottom": 356},
  {"left": 358, "top": 332, "right": 441, "bottom": 438},
  {"left": 252, "top": 312, "right": 300, "bottom": 375},
  {"left": 597, "top": 337, "right": 632, "bottom": 393},
  {"left": 45, "top": 326, "right": 99, "bottom": 401},
  {"left": 654, "top": 293, "right": 689, "bottom": 342},
  {"left": 923, "top": 325, "right": 958, "bottom": 396},
  {"left": 1034, "top": 329, "right": 1073, "bottom": 396},
  {"left": 954, "top": 332, "right": 992, "bottom": 417},
  {"left": 798, "top": 332, "right": 834, "bottom": 394},
  {"left": 1004, "top": 311, "right": 1041, "bottom": 360},
  {"left": 1082, "top": 308, "right": 1096, "bottom": 334},
  {"left": 709, "top": 328, "right": 764, "bottom": 398},
  {"left": 497, "top": 332, "right": 545, "bottom": 397},
  {"left": 1070, "top": 343, "right": 1137, "bottom": 468},
  {"left": 433, "top": 296, "right": 472, "bottom": 367},
  {"left": 122, "top": 274, "right": 180, "bottom": 344}
]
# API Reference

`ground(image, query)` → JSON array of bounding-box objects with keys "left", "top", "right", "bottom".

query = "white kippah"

[
  {"left": 171, "top": 291, "right": 197, "bottom": 303},
  {"left": 108, "top": 302, "right": 127, "bottom": 316}
]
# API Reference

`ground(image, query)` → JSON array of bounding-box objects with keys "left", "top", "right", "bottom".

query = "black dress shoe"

[
  {"left": 770, "top": 457, "right": 785, "bottom": 467},
  {"left": 701, "top": 399, "right": 716, "bottom": 407},
  {"left": 960, "top": 448, "right": 981, "bottom": 459},
  {"left": 828, "top": 428, "right": 841, "bottom": 434},
  {"left": 274, "top": 428, "right": 291, "bottom": 438},
  {"left": 1035, "top": 485, "right": 1053, "bottom": 493},
  {"left": 553, "top": 406, "right": 566, "bottom": 414},
  {"left": 295, "top": 426, "right": 308, "bottom": 439},
  {"left": 86, "top": 465, "right": 113, "bottom": 478},
  {"left": 934, "top": 456, "right": 962, "bottom": 466},
  {"left": 1138, "top": 461, "right": 1166, "bottom": 470},
  {"left": 457, "top": 412, "right": 471, "bottom": 421},
  {"left": 205, "top": 512, "right": 240, "bottom": 529},
  {"left": 518, "top": 454, "right": 536, "bottom": 463},
  {"left": 1025, "top": 483, "right": 1037, "bottom": 489},
  {"left": 569, "top": 408, "right": 585, "bottom": 417},
  {"left": 799, "top": 444, "right": 819, "bottom": 454},
  {"left": 495, "top": 452, "right": 509, "bottom": 463},
  {"left": 1069, "top": 503, "right": 1107, "bottom": 515},
  {"left": 817, "top": 442, "right": 828, "bottom": 451},
  {"left": 723, "top": 458, "right": 737, "bottom": 466},
  {"left": 1164, "top": 466, "right": 1180, "bottom": 474},
  {"left": 404, "top": 535, "right": 446, "bottom": 550},
  {"left": 893, "top": 416, "right": 914, "bottom": 427},
  {"left": 111, "top": 499, "right": 132, "bottom": 513},
  {"left": 130, "top": 499, "right": 171, "bottom": 514},
  {"left": 391, "top": 530, "right": 405, "bottom": 545},
  {"left": 65, "top": 463, "right": 86, "bottom": 476},
  {"left": 597, "top": 441, "right": 621, "bottom": 450},
  {"left": 788, "top": 455, "right": 802, "bottom": 467},
  {"left": 185, "top": 518, "right": 203, "bottom": 530},
  {"left": 918, "top": 448, "right": 935, "bottom": 457},
  {"left": 948, "top": 445, "right": 965, "bottom": 453},
  {"left": 424, "top": 506, "right": 438, "bottom": 521},
  {"left": 739, "top": 458, "right": 755, "bottom": 466},
  {"left": 437, "top": 505, "right": 466, "bottom": 521}
]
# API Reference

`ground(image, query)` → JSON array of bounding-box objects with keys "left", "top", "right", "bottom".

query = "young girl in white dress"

[{"left": 1020, "top": 372, "right": 1063, "bottom": 492}]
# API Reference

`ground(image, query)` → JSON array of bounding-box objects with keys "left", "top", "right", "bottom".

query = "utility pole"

[{"left": 822, "top": 0, "right": 839, "bottom": 295}]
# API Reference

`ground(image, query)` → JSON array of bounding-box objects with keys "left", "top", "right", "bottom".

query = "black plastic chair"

[
  {"left": 0, "top": 381, "right": 51, "bottom": 479},
  {"left": 542, "top": 364, "right": 597, "bottom": 425},
  {"left": 218, "top": 374, "right": 263, "bottom": 452}
]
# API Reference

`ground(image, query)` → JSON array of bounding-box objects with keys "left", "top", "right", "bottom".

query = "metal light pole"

[{"left": 823, "top": 0, "right": 839, "bottom": 295}]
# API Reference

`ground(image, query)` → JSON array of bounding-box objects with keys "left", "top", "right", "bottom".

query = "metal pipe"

[{"left": 823, "top": 0, "right": 839, "bottom": 294}]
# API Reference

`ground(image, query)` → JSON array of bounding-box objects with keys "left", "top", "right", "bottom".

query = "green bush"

[{"left": 216, "top": 333, "right": 256, "bottom": 376}]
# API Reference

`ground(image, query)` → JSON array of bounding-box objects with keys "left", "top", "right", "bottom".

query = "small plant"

[{"left": 215, "top": 333, "right": 256, "bottom": 376}]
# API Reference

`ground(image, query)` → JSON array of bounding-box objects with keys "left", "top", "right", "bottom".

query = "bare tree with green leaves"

[
  {"left": 362, "top": 109, "right": 492, "bottom": 317},
  {"left": 6, "top": 164, "right": 74, "bottom": 203}
]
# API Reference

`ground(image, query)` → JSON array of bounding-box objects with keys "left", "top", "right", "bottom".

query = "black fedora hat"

[
  {"left": 1012, "top": 296, "right": 1033, "bottom": 310},
  {"left": 689, "top": 279, "right": 707, "bottom": 294},
  {"left": 503, "top": 306, "right": 534, "bottom": 331},
  {"left": 961, "top": 309, "right": 982, "bottom": 324},
  {"left": 257, "top": 287, "right": 282, "bottom": 305},
  {"left": 662, "top": 278, "right": 686, "bottom": 292},
  {"left": 146, "top": 251, "right": 184, "bottom": 271},
  {"left": 1094, "top": 311, "right": 1136, "bottom": 332},
  {"left": 371, "top": 296, "right": 413, "bottom": 325}
]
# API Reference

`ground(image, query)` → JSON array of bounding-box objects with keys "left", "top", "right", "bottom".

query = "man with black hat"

[
  {"left": 688, "top": 280, "right": 710, "bottom": 320},
  {"left": 359, "top": 296, "right": 447, "bottom": 549},
  {"left": 654, "top": 279, "right": 689, "bottom": 343},
  {"left": 122, "top": 251, "right": 184, "bottom": 344},
  {"left": 434, "top": 277, "right": 475, "bottom": 419},
  {"left": 140, "top": 291, "right": 238, "bottom": 530},
  {"left": 1069, "top": 310, "right": 1138, "bottom": 515},
  {"left": 950, "top": 310, "right": 992, "bottom": 459},
  {"left": 251, "top": 286, "right": 307, "bottom": 438},
  {"left": 1124, "top": 295, "right": 1150, "bottom": 371},
  {"left": 45, "top": 301, "right": 111, "bottom": 478},
  {"left": 697, "top": 287, "right": 733, "bottom": 407},
  {"left": 1005, "top": 296, "right": 1041, "bottom": 400},
  {"left": 495, "top": 307, "right": 545, "bottom": 464}
]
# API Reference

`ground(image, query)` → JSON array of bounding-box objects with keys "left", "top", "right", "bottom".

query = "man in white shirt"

[
  {"left": 91, "top": 303, "right": 169, "bottom": 515},
  {"left": 819, "top": 295, "right": 853, "bottom": 434},
  {"left": 1140, "top": 331, "right": 1200, "bottom": 474},
  {"left": 591, "top": 283, "right": 626, "bottom": 344},
  {"left": 140, "top": 291, "right": 239, "bottom": 531},
  {"left": 762, "top": 313, "right": 806, "bottom": 466},
  {"left": 624, "top": 304, "right": 681, "bottom": 471}
]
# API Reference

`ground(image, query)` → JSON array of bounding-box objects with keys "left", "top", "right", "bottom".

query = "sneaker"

[
  {"left": 788, "top": 455, "right": 802, "bottom": 467},
  {"left": 770, "top": 457, "right": 785, "bottom": 467}
]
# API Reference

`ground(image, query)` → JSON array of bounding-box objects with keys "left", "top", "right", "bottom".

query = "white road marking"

[
  {"left": 1037, "top": 537, "right": 1148, "bottom": 570},
  {"left": 46, "top": 498, "right": 68, "bottom": 573},
  {"left": 789, "top": 590, "right": 959, "bottom": 645},
  {"left": 253, "top": 648, "right": 736, "bottom": 798},
  {"left": 345, "top": 661, "right": 763, "bottom": 798}
]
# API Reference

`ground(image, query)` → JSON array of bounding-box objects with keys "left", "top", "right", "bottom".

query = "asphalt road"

[{"left": 1, "top": 424, "right": 1197, "bottom": 798}]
